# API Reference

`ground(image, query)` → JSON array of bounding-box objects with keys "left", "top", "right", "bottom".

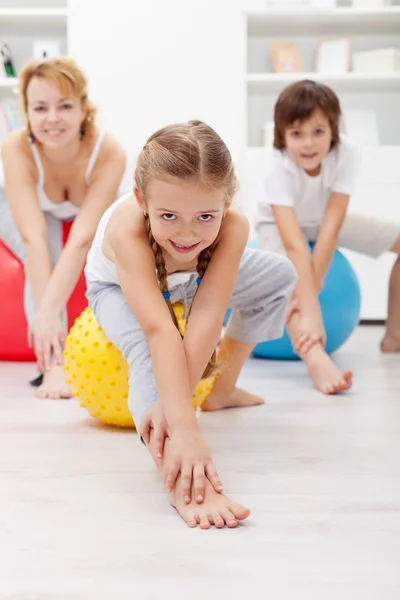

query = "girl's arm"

[
  {"left": 311, "top": 192, "right": 350, "bottom": 291},
  {"left": 111, "top": 212, "right": 223, "bottom": 502},
  {"left": 37, "top": 137, "right": 126, "bottom": 316},
  {"left": 272, "top": 205, "right": 320, "bottom": 316},
  {"left": 111, "top": 223, "right": 197, "bottom": 432},
  {"left": 182, "top": 210, "right": 249, "bottom": 391},
  {"left": 2, "top": 133, "right": 54, "bottom": 307}
]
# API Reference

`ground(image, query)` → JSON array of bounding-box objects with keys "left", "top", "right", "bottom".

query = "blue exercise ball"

[{"left": 251, "top": 242, "right": 361, "bottom": 360}]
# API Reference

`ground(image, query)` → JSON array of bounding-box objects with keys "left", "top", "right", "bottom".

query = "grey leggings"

[
  {"left": 0, "top": 193, "right": 68, "bottom": 327},
  {"left": 87, "top": 248, "right": 297, "bottom": 429}
]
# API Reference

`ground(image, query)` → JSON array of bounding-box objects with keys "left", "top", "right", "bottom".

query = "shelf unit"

[
  {"left": 0, "top": 2, "right": 68, "bottom": 88},
  {"left": 0, "top": 2, "right": 68, "bottom": 132},
  {"left": 247, "top": 6, "right": 400, "bottom": 35},
  {"left": 0, "top": 7, "right": 67, "bottom": 22},
  {"left": 247, "top": 72, "right": 400, "bottom": 93},
  {"left": 245, "top": 5, "right": 400, "bottom": 148},
  {"left": 0, "top": 77, "right": 17, "bottom": 89}
]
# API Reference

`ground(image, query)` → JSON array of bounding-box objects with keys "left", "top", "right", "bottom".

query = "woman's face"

[{"left": 26, "top": 76, "right": 85, "bottom": 148}]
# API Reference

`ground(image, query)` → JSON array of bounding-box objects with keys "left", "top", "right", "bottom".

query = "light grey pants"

[
  {"left": 86, "top": 248, "right": 297, "bottom": 428},
  {"left": 0, "top": 193, "right": 67, "bottom": 327}
]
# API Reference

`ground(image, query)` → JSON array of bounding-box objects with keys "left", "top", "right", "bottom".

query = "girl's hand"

[
  {"left": 165, "top": 427, "right": 223, "bottom": 504},
  {"left": 139, "top": 401, "right": 169, "bottom": 459},
  {"left": 28, "top": 310, "right": 65, "bottom": 372},
  {"left": 293, "top": 314, "right": 326, "bottom": 355}
]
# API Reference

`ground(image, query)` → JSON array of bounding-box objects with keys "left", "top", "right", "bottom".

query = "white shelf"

[
  {"left": 0, "top": 78, "right": 18, "bottom": 89},
  {"left": 0, "top": 8, "right": 67, "bottom": 23},
  {"left": 247, "top": 72, "right": 400, "bottom": 93},
  {"left": 246, "top": 7, "right": 400, "bottom": 35}
]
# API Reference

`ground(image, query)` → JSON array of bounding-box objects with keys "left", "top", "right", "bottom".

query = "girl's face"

[
  {"left": 26, "top": 76, "right": 85, "bottom": 148},
  {"left": 137, "top": 178, "right": 227, "bottom": 265},
  {"left": 284, "top": 109, "right": 333, "bottom": 176}
]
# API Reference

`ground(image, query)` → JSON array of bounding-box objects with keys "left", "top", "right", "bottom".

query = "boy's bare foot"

[
  {"left": 170, "top": 475, "right": 250, "bottom": 529},
  {"left": 380, "top": 332, "right": 400, "bottom": 352},
  {"left": 201, "top": 387, "right": 265, "bottom": 412},
  {"left": 305, "top": 344, "right": 352, "bottom": 394},
  {"left": 35, "top": 364, "right": 72, "bottom": 399}
]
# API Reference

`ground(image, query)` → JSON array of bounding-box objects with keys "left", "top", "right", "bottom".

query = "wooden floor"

[{"left": 1, "top": 325, "right": 399, "bottom": 599}]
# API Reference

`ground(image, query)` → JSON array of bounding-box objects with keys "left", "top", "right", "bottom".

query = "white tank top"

[
  {"left": 85, "top": 192, "right": 196, "bottom": 288},
  {"left": 29, "top": 130, "right": 105, "bottom": 221}
]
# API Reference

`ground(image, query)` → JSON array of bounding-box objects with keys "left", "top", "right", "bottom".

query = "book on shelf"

[{"left": 0, "top": 101, "right": 24, "bottom": 141}]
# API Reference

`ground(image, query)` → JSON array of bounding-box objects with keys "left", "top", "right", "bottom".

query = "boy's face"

[{"left": 284, "top": 109, "right": 333, "bottom": 176}]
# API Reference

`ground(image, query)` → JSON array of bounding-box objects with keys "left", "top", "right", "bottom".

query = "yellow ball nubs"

[{"left": 64, "top": 305, "right": 214, "bottom": 428}]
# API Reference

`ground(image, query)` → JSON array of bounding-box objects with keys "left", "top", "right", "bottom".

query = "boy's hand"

[
  {"left": 165, "top": 426, "right": 223, "bottom": 504},
  {"left": 140, "top": 401, "right": 169, "bottom": 459}
]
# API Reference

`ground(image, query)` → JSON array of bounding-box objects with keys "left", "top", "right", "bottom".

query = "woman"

[{"left": 0, "top": 56, "right": 126, "bottom": 399}]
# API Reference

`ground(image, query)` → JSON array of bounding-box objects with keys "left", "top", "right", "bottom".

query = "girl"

[
  {"left": 256, "top": 79, "right": 400, "bottom": 394},
  {"left": 84, "top": 120, "right": 296, "bottom": 529},
  {"left": 0, "top": 57, "right": 126, "bottom": 398}
]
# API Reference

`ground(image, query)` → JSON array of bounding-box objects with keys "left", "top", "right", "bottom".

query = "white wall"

[{"left": 68, "top": 0, "right": 246, "bottom": 192}]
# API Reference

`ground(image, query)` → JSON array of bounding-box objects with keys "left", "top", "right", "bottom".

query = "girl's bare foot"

[
  {"left": 201, "top": 387, "right": 265, "bottom": 412},
  {"left": 35, "top": 364, "right": 72, "bottom": 399},
  {"left": 170, "top": 476, "right": 250, "bottom": 529},
  {"left": 380, "top": 332, "right": 400, "bottom": 352},
  {"left": 305, "top": 344, "right": 352, "bottom": 394}
]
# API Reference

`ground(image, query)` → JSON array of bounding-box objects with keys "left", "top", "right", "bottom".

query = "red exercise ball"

[{"left": 0, "top": 221, "right": 88, "bottom": 361}]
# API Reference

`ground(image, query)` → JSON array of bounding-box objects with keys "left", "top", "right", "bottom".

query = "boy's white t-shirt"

[{"left": 255, "top": 134, "right": 361, "bottom": 227}]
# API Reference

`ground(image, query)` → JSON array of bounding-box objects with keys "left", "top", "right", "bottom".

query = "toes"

[
  {"left": 198, "top": 512, "right": 211, "bottom": 529},
  {"left": 230, "top": 503, "right": 251, "bottom": 521},
  {"left": 184, "top": 516, "right": 197, "bottom": 528},
  {"left": 210, "top": 512, "right": 225, "bottom": 528},
  {"left": 220, "top": 508, "right": 238, "bottom": 528}
]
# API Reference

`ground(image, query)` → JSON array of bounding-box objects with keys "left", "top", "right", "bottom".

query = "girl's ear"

[{"left": 134, "top": 186, "right": 146, "bottom": 212}]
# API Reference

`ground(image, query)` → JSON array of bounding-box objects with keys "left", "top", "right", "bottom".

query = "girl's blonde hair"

[
  {"left": 135, "top": 120, "right": 237, "bottom": 379},
  {"left": 19, "top": 56, "right": 96, "bottom": 141}
]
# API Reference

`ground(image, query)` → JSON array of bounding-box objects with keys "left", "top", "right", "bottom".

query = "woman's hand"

[
  {"left": 28, "top": 309, "right": 66, "bottom": 372},
  {"left": 164, "top": 426, "right": 223, "bottom": 504}
]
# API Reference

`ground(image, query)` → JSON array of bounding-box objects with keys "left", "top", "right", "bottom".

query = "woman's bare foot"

[
  {"left": 201, "top": 387, "right": 265, "bottom": 412},
  {"left": 35, "top": 364, "right": 72, "bottom": 399},
  {"left": 170, "top": 475, "right": 250, "bottom": 529},
  {"left": 304, "top": 344, "right": 352, "bottom": 394},
  {"left": 380, "top": 332, "right": 400, "bottom": 352}
]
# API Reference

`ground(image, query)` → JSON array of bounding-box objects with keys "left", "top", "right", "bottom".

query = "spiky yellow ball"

[{"left": 64, "top": 304, "right": 214, "bottom": 428}]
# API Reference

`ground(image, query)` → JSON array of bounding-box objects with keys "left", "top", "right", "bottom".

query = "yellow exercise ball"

[{"left": 64, "top": 304, "right": 214, "bottom": 428}]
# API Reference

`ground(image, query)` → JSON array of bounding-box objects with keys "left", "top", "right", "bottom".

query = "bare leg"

[
  {"left": 35, "top": 363, "right": 72, "bottom": 399},
  {"left": 287, "top": 313, "right": 352, "bottom": 395},
  {"left": 145, "top": 424, "right": 250, "bottom": 529},
  {"left": 381, "top": 244, "right": 400, "bottom": 352},
  {"left": 201, "top": 337, "right": 265, "bottom": 411}
]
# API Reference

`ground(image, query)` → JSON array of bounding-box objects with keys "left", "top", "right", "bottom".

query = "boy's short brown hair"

[{"left": 273, "top": 79, "right": 341, "bottom": 150}]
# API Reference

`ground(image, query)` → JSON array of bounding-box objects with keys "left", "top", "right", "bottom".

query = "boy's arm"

[
  {"left": 311, "top": 192, "right": 350, "bottom": 291},
  {"left": 273, "top": 205, "right": 320, "bottom": 317},
  {"left": 182, "top": 210, "right": 249, "bottom": 391}
]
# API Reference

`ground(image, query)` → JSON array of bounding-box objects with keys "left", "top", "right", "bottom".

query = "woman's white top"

[{"left": 29, "top": 130, "right": 105, "bottom": 221}]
